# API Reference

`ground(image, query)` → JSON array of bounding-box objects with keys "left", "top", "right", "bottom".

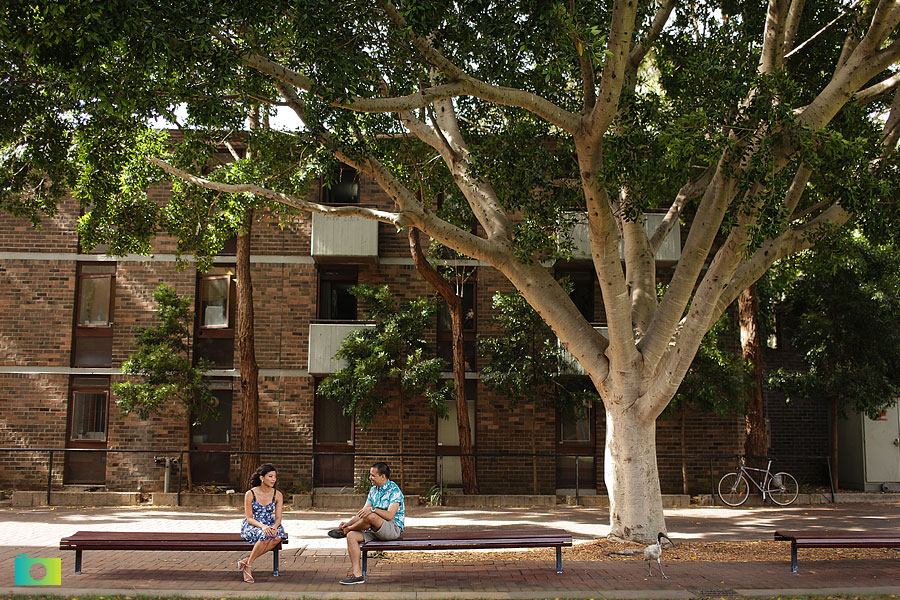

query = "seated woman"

[{"left": 238, "top": 463, "right": 287, "bottom": 583}]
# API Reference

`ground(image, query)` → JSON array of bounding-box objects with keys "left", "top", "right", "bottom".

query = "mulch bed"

[{"left": 376, "top": 539, "right": 900, "bottom": 563}]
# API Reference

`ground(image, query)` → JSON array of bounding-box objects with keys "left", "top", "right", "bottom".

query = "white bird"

[{"left": 643, "top": 532, "right": 674, "bottom": 578}]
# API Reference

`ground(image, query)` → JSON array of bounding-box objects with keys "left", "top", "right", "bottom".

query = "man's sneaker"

[
  {"left": 327, "top": 529, "right": 346, "bottom": 539},
  {"left": 339, "top": 575, "right": 365, "bottom": 585}
]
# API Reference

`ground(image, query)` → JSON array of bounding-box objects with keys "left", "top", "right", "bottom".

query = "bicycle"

[{"left": 717, "top": 457, "right": 799, "bottom": 506}]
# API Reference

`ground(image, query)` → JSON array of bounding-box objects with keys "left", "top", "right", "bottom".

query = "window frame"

[
  {"left": 74, "top": 265, "right": 116, "bottom": 331},
  {"left": 317, "top": 267, "right": 358, "bottom": 322},
  {"left": 68, "top": 378, "right": 110, "bottom": 444},
  {"left": 320, "top": 164, "right": 360, "bottom": 205},
  {"left": 198, "top": 273, "right": 234, "bottom": 335}
]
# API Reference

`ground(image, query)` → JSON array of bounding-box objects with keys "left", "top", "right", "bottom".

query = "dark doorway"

[
  {"left": 314, "top": 388, "right": 354, "bottom": 486},
  {"left": 64, "top": 377, "right": 109, "bottom": 484},
  {"left": 190, "top": 380, "right": 233, "bottom": 485}
]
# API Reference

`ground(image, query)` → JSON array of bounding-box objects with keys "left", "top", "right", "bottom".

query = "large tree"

[{"left": 4, "top": 0, "right": 900, "bottom": 541}]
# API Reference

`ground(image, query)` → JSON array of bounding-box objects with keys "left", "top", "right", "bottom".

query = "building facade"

[{"left": 0, "top": 169, "right": 757, "bottom": 497}]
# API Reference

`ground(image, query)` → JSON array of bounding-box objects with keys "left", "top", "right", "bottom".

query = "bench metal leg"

[
  {"left": 790, "top": 542, "right": 798, "bottom": 573},
  {"left": 556, "top": 547, "right": 562, "bottom": 573},
  {"left": 273, "top": 547, "right": 280, "bottom": 576},
  {"left": 362, "top": 550, "right": 368, "bottom": 577},
  {"left": 75, "top": 550, "right": 82, "bottom": 574}
]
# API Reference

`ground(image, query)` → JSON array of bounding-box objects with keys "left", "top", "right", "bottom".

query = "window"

[
  {"left": 69, "top": 377, "right": 109, "bottom": 442},
  {"left": 437, "top": 278, "right": 476, "bottom": 371},
  {"left": 557, "top": 268, "right": 595, "bottom": 322},
  {"left": 321, "top": 164, "right": 360, "bottom": 204},
  {"left": 73, "top": 263, "right": 116, "bottom": 367},
  {"left": 318, "top": 268, "right": 358, "bottom": 321},
  {"left": 195, "top": 267, "right": 236, "bottom": 367},
  {"left": 199, "top": 275, "right": 232, "bottom": 329}
]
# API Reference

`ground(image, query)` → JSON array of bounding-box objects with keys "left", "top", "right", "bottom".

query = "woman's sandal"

[
  {"left": 241, "top": 563, "right": 254, "bottom": 584},
  {"left": 237, "top": 558, "right": 249, "bottom": 571}
]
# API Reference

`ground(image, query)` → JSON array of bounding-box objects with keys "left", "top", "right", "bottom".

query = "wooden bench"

[
  {"left": 59, "top": 531, "right": 286, "bottom": 575},
  {"left": 359, "top": 528, "right": 573, "bottom": 575},
  {"left": 774, "top": 530, "right": 900, "bottom": 572}
]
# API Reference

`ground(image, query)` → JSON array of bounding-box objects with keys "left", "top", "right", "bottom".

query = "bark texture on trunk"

[
  {"left": 408, "top": 229, "right": 478, "bottom": 494},
  {"left": 237, "top": 213, "right": 260, "bottom": 490},
  {"left": 185, "top": 411, "right": 194, "bottom": 491},
  {"left": 740, "top": 285, "right": 768, "bottom": 458},
  {"left": 605, "top": 403, "right": 665, "bottom": 543}
]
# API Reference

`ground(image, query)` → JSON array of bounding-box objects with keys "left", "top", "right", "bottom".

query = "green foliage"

[
  {"left": 317, "top": 284, "right": 452, "bottom": 428},
  {"left": 112, "top": 285, "right": 217, "bottom": 425},
  {"left": 668, "top": 315, "right": 748, "bottom": 417},
  {"left": 478, "top": 290, "right": 600, "bottom": 413},
  {"left": 425, "top": 482, "right": 446, "bottom": 506},
  {"left": 768, "top": 232, "right": 900, "bottom": 419}
]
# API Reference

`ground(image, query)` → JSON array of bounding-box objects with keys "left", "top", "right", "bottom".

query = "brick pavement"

[{"left": 0, "top": 503, "right": 898, "bottom": 598}]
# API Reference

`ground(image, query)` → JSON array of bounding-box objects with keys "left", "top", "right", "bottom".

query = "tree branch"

[
  {"left": 783, "top": 0, "right": 807, "bottom": 55},
  {"left": 378, "top": 0, "right": 580, "bottom": 133},
  {"left": 147, "top": 157, "right": 407, "bottom": 225},
  {"left": 586, "top": 0, "right": 640, "bottom": 135},
  {"left": 784, "top": 0, "right": 860, "bottom": 59},
  {"left": 627, "top": 0, "right": 676, "bottom": 73},
  {"left": 856, "top": 72, "right": 900, "bottom": 104},
  {"left": 648, "top": 166, "right": 713, "bottom": 255},
  {"left": 759, "top": 0, "right": 790, "bottom": 72}
]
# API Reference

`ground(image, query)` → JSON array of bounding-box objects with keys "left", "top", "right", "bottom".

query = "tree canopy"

[{"left": 3, "top": 0, "right": 900, "bottom": 541}]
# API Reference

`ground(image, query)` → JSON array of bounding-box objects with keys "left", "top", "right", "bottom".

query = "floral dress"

[{"left": 240, "top": 489, "right": 288, "bottom": 542}]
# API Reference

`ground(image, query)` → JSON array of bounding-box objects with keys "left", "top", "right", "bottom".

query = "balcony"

[
  {"left": 311, "top": 213, "right": 378, "bottom": 263},
  {"left": 308, "top": 322, "right": 376, "bottom": 375},
  {"left": 562, "top": 212, "right": 681, "bottom": 263},
  {"left": 559, "top": 326, "right": 608, "bottom": 376}
]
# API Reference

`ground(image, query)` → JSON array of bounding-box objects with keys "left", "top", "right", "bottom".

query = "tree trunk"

[
  {"left": 830, "top": 396, "right": 839, "bottom": 489},
  {"left": 185, "top": 411, "right": 194, "bottom": 491},
  {"left": 237, "top": 212, "right": 260, "bottom": 490},
  {"left": 740, "top": 285, "right": 768, "bottom": 457},
  {"left": 407, "top": 229, "right": 478, "bottom": 493},
  {"left": 681, "top": 404, "right": 688, "bottom": 495},
  {"left": 605, "top": 403, "right": 665, "bottom": 543}
]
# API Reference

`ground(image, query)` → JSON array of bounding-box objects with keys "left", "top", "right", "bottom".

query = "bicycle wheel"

[
  {"left": 768, "top": 472, "right": 799, "bottom": 505},
  {"left": 717, "top": 472, "right": 750, "bottom": 506}
]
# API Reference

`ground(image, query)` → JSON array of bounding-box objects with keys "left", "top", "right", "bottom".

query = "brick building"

[{"left": 2, "top": 165, "right": 821, "bottom": 498}]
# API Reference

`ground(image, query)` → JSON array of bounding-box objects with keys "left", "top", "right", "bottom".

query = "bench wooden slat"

[
  {"left": 359, "top": 528, "right": 572, "bottom": 576},
  {"left": 59, "top": 531, "right": 285, "bottom": 576},
  {"left": 774, "top": 529, "right": 900, "bottom": 572}
]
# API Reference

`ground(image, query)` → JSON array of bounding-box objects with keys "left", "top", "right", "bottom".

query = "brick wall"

[
  {"left": 0, "top": 260, "right": 74, "bottom": 367},
  {"left": 0, "top": 173, "right": 824, "bottom": 495}
]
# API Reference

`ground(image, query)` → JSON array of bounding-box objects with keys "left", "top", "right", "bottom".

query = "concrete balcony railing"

[
  {"left": 559, "top": 325, "right": 608, "bottom": 376},
  {"left": 563, "top": 212, "right": 681, "bottom": 263},
  {"left": 308, "top": 322, "right": 376, "bottom": 375},
  {"left": 311, "top": 213, "right": 378, "bottom": 262}
]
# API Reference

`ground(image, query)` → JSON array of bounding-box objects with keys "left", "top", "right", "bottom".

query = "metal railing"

[{"left": 0, "top": 447, "right": 835, "bottom": 506}]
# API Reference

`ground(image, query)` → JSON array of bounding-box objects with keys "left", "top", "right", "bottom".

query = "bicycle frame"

[{"left": 736, "top": 458, "right": 778, "bottom": 500}]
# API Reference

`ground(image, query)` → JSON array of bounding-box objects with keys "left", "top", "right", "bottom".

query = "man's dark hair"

[{"left": 371, "top": 461, "right": 390, "bottom": 479}]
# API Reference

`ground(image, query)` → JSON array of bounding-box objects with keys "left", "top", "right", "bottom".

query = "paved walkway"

[{"left": 0, "top": 502, "right": 898, "bottom": 598}]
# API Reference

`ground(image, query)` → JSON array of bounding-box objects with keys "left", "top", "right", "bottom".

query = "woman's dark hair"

[{"left": 250, "top": 463, "right": 277, "bottom": 489}]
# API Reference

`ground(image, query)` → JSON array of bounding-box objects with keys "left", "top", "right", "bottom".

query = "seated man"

[{"left": 328, "top": 461, "right": 404, "bottom": 585}]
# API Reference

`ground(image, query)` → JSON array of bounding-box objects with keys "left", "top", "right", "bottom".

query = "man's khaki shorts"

[{"left": 362, "top": 518, "right": 402, "bottom": 542}]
